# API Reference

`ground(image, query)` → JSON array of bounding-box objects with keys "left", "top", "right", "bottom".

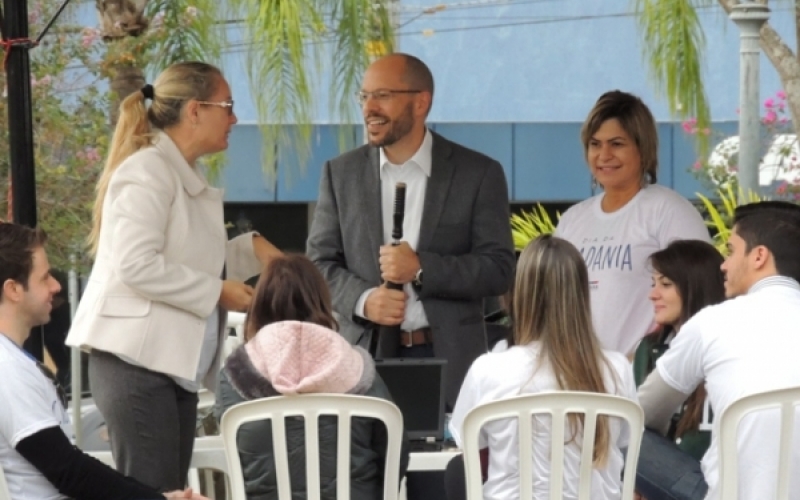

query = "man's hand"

[
  {"left": 364, "top": 285, "right": 407, "bottom": 326},
  {"left": 379, "top": 242, "right": 420, "bottom": 284},
  {"left": 219, "top": 280, "right": 255, "bottom": 312}
]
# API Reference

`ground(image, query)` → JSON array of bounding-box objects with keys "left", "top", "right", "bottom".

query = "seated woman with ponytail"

[{"left": 446, "top": 235, "right": 638, "bottom": 500}]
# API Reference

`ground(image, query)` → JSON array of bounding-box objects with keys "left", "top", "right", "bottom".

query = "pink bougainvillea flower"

[
  {"left": 85, "top": 147, "right": 102, "bottom": 163},
  {"left": 81, "top": 27, "right": 101, "bottom": 48}
]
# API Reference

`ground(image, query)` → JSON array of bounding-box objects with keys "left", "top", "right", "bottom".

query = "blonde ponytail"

[{"left": 88, "top": 90, "right": 154, "bottom": 254}]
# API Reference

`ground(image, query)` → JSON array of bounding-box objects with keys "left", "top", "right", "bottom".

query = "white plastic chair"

[
  {"left": 220, "top": 394, "right": 404, "bottom": 500},
  {"left": 718, "top": 386, "right": 800, "bottom": 500},
  {"left": 187, "top": 436, "right": 229, "bottom": 497},
  {"left": 223, "top": 312, "right": 246, "bottom": 361},
  {"left": 461, "top": 391, "right": 644, "bottom": 500},
  {"left": 0, "top": 466, "right": 10, "bottom": 500}
]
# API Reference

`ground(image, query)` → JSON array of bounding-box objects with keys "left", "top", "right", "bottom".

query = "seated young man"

[
  {"left": 638, "top": 201, "right": 800, "bottom": 500},
  {"left": 0, "top": 223, "right": 205, "bottom": 500}
]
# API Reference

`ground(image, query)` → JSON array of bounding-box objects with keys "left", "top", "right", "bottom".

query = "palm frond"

[
  {"left": 330, "top": 0, "right": 393, "bottom": 123},
  {"left": 227, "top": 0, "right": 394, "bottom": 178},
  {"left": 635, "top": 0, "right": 712, "bottom": 154},
  {"left": 145, "top": 0, "right": 222, "bottom": 71}
]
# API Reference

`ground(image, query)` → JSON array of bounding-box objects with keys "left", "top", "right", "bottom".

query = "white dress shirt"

[{"left": 355, "top": 128, "right": 432, "bottom": 331}]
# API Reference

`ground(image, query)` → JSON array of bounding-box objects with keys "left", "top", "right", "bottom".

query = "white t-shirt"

[
  {"left": 449, "top": 343, "right": 638, "bottom": 500},
  {"left": 0, "top": 334, "right": 72, "bottom": 500},
  {"left": 555, "top": 185, "right": 710, "bottom": 354},
  {"left": 656, "top": 276, "right": 800, "bottom": 500}
]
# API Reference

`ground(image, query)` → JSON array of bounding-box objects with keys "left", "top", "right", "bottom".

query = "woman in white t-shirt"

[
  {"left": 447, "top": 235, "right": 638, "bottom": 500},
  {"left": 555, "top": 91, "right": 710, "bottom": 356}
]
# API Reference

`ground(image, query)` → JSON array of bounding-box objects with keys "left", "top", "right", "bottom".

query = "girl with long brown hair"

[
  {"left": 215, "top": 254, "right": 409, "bottom": 500},
  {"left": 633, "top": 239, "right": 724, "bottom": 500},
  {"left": 448, "top": 235, "right": 637, "bottom": 500}
]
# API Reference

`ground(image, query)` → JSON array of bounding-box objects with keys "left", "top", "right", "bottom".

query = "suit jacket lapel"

[
  {"left": 360, "top": 147, "right": 383, "bottom": 272},
  {"left": 418, "top": 133, "right": 455, "bottom": 251}
]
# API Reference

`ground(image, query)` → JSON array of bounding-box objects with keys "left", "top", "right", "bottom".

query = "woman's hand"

[
  {"left": 253, "top": 235, "right": 282, "bottom": 268},
  {"left": 219, "top": 280, "right": 254, "bottom": 312},
  {"left": 163, "top": 488, "right": 209, "bottom": 499}
]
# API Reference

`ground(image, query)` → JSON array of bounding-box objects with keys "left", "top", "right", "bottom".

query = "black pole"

[
  {"left": 5, "top": 0, "right": 37, "bottom": 228},
  {"left": 4, "top": 0, "right": 41, "bottom": 360}
]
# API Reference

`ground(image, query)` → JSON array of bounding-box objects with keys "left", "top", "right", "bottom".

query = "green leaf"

[{"left": 510, "top": 204, "right": 559, "bottom": 251}]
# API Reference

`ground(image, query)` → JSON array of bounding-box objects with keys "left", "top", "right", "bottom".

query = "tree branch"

[
  {"left": 716, "top": 0, "right": 734, "bottom": 14},
  {"left": 796, "top": 0, "right": 800, "bottom": 64},
  {"left": 759, "top": 22, "right": 800, "bottom": 127}
]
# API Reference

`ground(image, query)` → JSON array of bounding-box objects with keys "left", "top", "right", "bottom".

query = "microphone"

[
  {"left": 390, "top": 182, "right": 407, "bottom": 257},
  {"left": 387, "top": 182, "right": 406, "bottom": 293},
  {"left": 371, "top": 182, "right": 406, "bottom": 359}
]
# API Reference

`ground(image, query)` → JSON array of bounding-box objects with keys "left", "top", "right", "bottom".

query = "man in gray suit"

[{"left": 307, "top": 53, "right": 514, "bottom": 407}]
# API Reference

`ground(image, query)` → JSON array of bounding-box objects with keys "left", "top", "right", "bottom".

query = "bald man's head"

[{"left": 369, "top": 53, "right": 435, "bottom": 115}]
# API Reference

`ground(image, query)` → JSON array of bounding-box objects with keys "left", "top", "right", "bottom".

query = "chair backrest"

[
  {"left": 718, "top": 386, "right": 800, "bottom": 500},
  {"left": 220, "top": 394, "right": 404, "bottom": 500},
  {"left": 0, "top": 466, "right": 10, "bottom": 500},
  {"left": 461, "top": 391, "right": 644, "bottom": 500},
  {"left": 223, "top": 312, "right": 246, "bottom": 361}
]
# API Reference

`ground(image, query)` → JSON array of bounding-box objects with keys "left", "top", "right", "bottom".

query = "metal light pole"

[
  {"left": 730, "top": 2, "right": 770, "bottom": 202},
  {"left": 68, "top": 254, "right": 82, "bottom": 446}
]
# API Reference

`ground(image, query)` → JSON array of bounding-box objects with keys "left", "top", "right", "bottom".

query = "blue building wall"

[
  {"left": 220, "top": 121, "right": 739, "bottom": 203},
  {"left": 214, "top": 0, "right": 794, "bottom": 124}
]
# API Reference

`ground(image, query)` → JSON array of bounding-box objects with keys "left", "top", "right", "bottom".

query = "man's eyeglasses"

[
  {"left": 198, "top": 99, "right": 235, "bottom": 115},
  {"left": 355, "top": 89, "right": 422, "bottom": 105}
]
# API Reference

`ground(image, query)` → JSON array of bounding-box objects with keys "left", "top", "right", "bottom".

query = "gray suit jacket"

[{"left": 306, "top": 131, "right": 515, "bottom": 405}]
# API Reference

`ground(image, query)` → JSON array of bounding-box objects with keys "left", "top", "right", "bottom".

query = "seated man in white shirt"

[
  {"left": 638, "top": 201, "right": 800, "bottom": 500},
  {"left": 0, "top": 223, "right": 205, "bottom": 500}
]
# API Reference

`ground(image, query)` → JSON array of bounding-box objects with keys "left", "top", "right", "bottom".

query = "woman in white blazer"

[{"left": 66, "top": 61, "right": 281, "bottom": 492}]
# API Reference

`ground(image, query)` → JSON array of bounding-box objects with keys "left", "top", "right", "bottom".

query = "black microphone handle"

[
  {"left": 387, "top": 182, "right": 406, "bottom": 291},
  {"left": 392, "top": 182, "right": 406, "bottom": 242}
]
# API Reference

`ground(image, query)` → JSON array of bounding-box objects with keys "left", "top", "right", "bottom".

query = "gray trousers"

[{"left": 89, "top": 349, "right": 199, "bottom": 492}]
